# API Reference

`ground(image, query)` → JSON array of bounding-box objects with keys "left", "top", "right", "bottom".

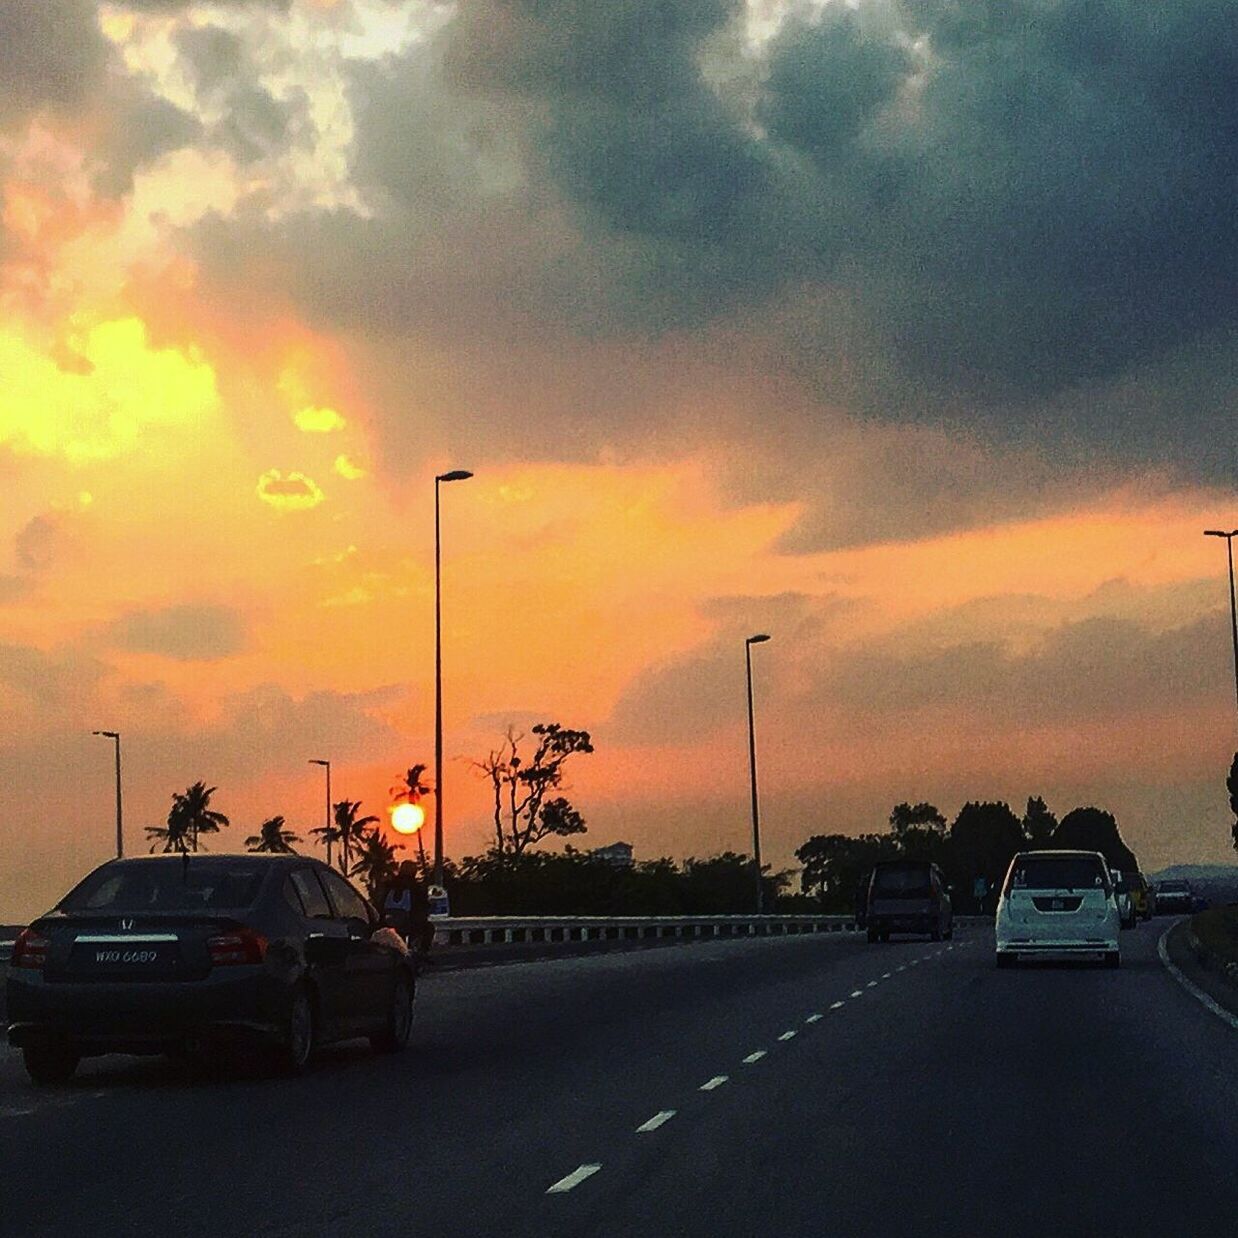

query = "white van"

[{"left": 995, "top": 850, "right": 1120, "bottom": 969}]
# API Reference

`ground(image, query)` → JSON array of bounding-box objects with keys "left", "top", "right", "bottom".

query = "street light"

[
  {"left": 308, "top": 759, "right": 332, "bottom": 868},
  {"left": 745, "top": 634, "right": 771, "bottom": 914},
  {"left": 91, "top": 730, "right": 123, "bottom": 858},
  {"left": 1204, "top": 529, "right": 1238, "bottom": 718},
  {"left": 435, "top": 469, "right": 473, "bottom": 889}
]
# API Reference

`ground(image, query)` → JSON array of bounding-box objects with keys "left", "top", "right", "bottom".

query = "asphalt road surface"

[{"left": 1, "top": 921, "right": 1234, "bottom": 1238}]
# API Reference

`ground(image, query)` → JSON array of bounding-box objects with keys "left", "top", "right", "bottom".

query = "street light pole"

[
  {"left": 309, "top": 759, "right": 332, "bottom": 868},
  {"left": 434, "top": 469, "right": 473, "bottom": 890},
  {"left": 745, "top": 634, "right": 771, "bottom": 915},
  {"left": 92, "top": 731, "right": 122, "bottom": 858},
  {"left": 1204, "top": 530, "right": 1238, "bottom": 719}
]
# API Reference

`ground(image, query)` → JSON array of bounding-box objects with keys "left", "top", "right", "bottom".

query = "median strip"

[
  {"left": 635, "top": 1110, "right": 676, "bottom": 1133},
  {"left": 547, "top": 1164, "right": 602, "bottom": 1194}
]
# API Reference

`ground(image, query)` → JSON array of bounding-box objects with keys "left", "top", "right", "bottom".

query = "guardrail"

[{"left": 433, "top": 914, "right": 859, "bottom": 947}]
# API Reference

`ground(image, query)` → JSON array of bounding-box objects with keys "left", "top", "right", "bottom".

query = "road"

[{"left": 1, "top": 921, "right": 1234, "bottom": 1237}]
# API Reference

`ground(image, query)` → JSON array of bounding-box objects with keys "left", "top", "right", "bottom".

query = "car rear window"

[
  {"left": 61, "top": 862, "right": 266, "bottom": 912},
  {"left": 872, "top": 865, "right": 932, "bottom": 893},
  {"left": 1008, "top": 857, "right": 1107, "bottom": 892}
]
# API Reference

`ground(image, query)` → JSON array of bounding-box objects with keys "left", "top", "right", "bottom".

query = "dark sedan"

[{"left": 6, "top": 854, "right": 416, "bottom": 1084}]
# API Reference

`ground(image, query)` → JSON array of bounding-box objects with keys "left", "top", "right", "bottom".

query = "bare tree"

[{"left": 475, "top": 723, "right": 593, "bottom": 859}]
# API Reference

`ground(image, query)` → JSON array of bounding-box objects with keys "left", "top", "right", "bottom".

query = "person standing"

[{"left": 376, "top": 861, "right": 433, "bottom": 956}]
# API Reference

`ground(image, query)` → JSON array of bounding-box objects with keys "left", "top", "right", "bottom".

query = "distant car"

[
  {"left": 1153, "top": 879, "right": 1193, "bottom": 915},
  {"left": 6, "top": 855, "right": 417, "bottom": 1085},
  {"left": 995, "top": 850, "right": 1120, "bottom": 969},
  {"left": 865, "top": 860, "right": 953, "bottom": 943},
  {"left": 1126, "top": 872, "right": 1152, "bottom": 921}
]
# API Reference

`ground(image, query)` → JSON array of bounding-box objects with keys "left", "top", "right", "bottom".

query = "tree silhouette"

[
  {"left": 889, "top": 802, "right": 946, "bottom": 836},
  {"left": 312, "top": 800, "right": 379, "bottom": 873},
  {"left": 1052, "top": 806, "right": 1138, "bottom": 873},
  {"left": 350, "top": 828, "right": 404, "bottom": 898},
  {"left": 245, "top": 815, "right": 300, "bottom": 854},
  {"left": 1227, "top": 753, "right": 1238, "bottom": 854},
  {"left": 476, "top": 723, "right": 594, "bottom": 859},
  {"left": 1022, "top": 796, "right": 1058, "bottom": 848},
  {"left": 949, "top": 801, "right": 1026, "bottom": 904},
  {"left": 391, "top": 762, "right": 432, "bottom": 871},
  {"left": 147, "top": 782, "right": 229, "bottom": 853}
]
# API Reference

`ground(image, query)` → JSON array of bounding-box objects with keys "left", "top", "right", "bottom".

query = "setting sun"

[{"left": 390, "top": 802, "right": 426, "bottom": 835}]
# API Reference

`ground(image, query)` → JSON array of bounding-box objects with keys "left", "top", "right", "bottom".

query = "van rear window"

[
  {"left": 872, "top": 866, "right": 932, "bottom": 894},
  {"left": 1008, "top": 857, "right": 1106, "bottom": 892}
]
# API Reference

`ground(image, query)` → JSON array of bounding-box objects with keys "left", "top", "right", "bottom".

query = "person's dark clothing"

[{"left": 374, "top": 875, "right": 433, "bottom": 953}]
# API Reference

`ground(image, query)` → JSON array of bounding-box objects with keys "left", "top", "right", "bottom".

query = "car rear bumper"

[
  {"left": 996, "top": 939, "right": 1119, "bottom": 956},
  {"left": 6, "top": 967, "right": 287, "bottom": 1052}
]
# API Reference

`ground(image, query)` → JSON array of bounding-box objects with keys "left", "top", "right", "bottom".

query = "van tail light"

[
  {"left": 12, "top": 927, "right": 49, "bottom": 970},
  {"left": 207, "top": 928, "right": 267, "bottom": 966}
]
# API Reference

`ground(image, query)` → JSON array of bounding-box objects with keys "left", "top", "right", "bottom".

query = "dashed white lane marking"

[
  {"left": 866, "top": 980, "right": 878, "bottom": 988},
  {"left": 805, "top": 1013, "right": 823, "bottom": 1023},
  {"left": 909, "top": 959, "right": 920, "bottom": 966},
  {"left": 700, "top": 1075, "right": 729, "bottom": 1091},
  {"left": 850, "top": 989, "right": 864, "bottom": 998},
  {"left": 777, "top": 1030, "right": 797, "bottom": 1042},
  {"left": 547, "top": 1164, "right": 602, "bottom": 1194},
  {"left": 742, "top": 1050, "right": 767, "bottom": 1064},
  {"left": 636, "top": 1110, "right": 676, "bottom": 1133},
  {"left": 896, "top": 965, "right": 907, "bottom": 972},
  {"left": 830, "top": 1000, "right": 845, "bottom": 1010},
  {"left": 0, "top": 1106, "right": 36, "bottom": 1119},
  {"left": 881, "top": 972, "right": 892, "bottom": 979}
]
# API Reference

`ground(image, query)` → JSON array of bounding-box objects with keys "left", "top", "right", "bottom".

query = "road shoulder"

[{"left": 1159, "top": 919, "right": 1238, "bottom": 1030}]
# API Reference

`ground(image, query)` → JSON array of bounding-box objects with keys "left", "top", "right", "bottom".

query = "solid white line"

[
  {"left": 1157, "top": 928, "right": 1238, "bottom": 1033},
  {"left": 742, "top": 1050, "right": 767, "bottom": 1064},
  {"left": 700, "top": 1075, "right": 729, "bottom": 1091},
  {"left": 635, "top": 1110, "right": 676, "bottom": 1133},
  {"left": 850, "top": 989, "right": 863, "bottom": 998},
  {"left": 547, "top": 1164, "right": 602, "bottom": 1194},
  {"left": 805, "top": 1013, "right": 823, "bottom": 1023},
  {"left": 778, "top": 1030, "right": 797, "bottom": 1041},
  {"left": 830, "top": 1000, "right": 845, "bottom": 1009}
]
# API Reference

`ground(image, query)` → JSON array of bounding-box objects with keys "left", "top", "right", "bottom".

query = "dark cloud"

[
  {"left": 0, "top": 643, "right": 106, "bottom": 706},
  {"left": 0, "top": 0, "right": 109, "bottom": 126},
  {"left": 104, "top": 604, "right": 248, "bottom": 662},
  {"left": 16, "top": 514, "right": 66, "bottom": 571},
  {"left": 179, "top": 0, "right": 1238, "bottom": 516}
]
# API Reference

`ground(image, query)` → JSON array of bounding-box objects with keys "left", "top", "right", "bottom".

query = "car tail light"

[
  {"left": 207, "top": 928, "right": 267, "bottom": 966},
  {"left": 11, "top": 927, "right": 49, "bottom": 970}
]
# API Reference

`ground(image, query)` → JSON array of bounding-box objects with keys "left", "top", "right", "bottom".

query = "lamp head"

[
  {"left": 437, "top": 469, "right": 473, "bottom": 483},
  {"left": 308, "top": 758, "right": 329, "bottom": 767},
  {"left": 92, "top": 730, "right": 119, "bottom": 739},
  {"left": 746, "top": 633, "right": 771, "bottom": 645},
  {"left": 1204, "top": 529, "right": 1238, "bottom": 537}
]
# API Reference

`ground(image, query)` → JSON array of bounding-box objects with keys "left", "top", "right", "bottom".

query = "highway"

[{"left": 1, "top": 921, "right": 1235, "bottom": 1237}]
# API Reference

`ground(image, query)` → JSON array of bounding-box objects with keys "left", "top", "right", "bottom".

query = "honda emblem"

[{"left": 120, "top": 918, "right": 135, "bottom": 931}]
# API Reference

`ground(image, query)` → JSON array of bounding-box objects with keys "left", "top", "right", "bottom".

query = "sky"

[{"left": 1, "top": 0, "right": 1235, "bottom": 919}]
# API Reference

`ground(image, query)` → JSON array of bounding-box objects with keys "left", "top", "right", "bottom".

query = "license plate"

[
  {"left": 91, "top": 947, "right": 165, "bottom": 965},
  {"left": 69, "top": 937, "right": 180, "bottom": 976}
]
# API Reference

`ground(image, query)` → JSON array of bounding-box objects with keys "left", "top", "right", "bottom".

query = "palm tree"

[
  {"left": 170, "top": 781, "right": 230, "bottom": 852},
  {"left": 390, "top": 762, "right": 432, "bottom": 872},
  {"left": 350, "top": 827, "right": 404, "bottom": 898},
  {"left": 245, "top": 816, "right": 300, "bottom": 854},
  {"left": 312, "top": 799, "right": 378, "bottom": 873},
  {"left": 146, "top": 782, "right": 229, "bottom": 853}
]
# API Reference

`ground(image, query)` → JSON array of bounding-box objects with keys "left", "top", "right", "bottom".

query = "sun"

[{"left": 390, "top": 802, "right": 426, "bottom": 835}]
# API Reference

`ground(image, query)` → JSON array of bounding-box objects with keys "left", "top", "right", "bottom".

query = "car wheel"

[
  {"left": 995, "top": 952, "right": 1013, "bottom": 970},
  {"left": 23, "top": 1040, "right": 79, "bottom": 1086},
  {"left": 277, "top": 985, "right": 316, "bottom": 1075},
  {"left": 1105, "top": 951, "right": 1121, "bottom": 970},
  {"left": 371, "top": 971, "right": 416, "bottom": 1055}
]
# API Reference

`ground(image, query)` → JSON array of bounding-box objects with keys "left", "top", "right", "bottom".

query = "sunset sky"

[{"left": 1, "top": 0, "right": 1235, "bottom": 919}]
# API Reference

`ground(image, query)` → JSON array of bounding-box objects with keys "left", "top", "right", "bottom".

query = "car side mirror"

[{"left": 344, "top": 916, "right": 371, "bottom": 939}]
